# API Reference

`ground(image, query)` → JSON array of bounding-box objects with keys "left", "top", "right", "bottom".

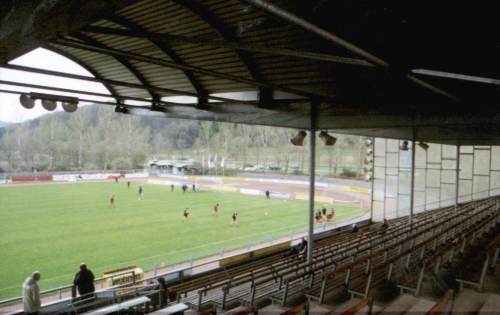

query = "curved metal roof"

[{"left": 2, "top": 0, "right": 500, "bottom": 144}]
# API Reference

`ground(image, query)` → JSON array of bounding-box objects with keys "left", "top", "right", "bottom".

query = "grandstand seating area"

[{"left": 6, "top": 197, "right": 500, "bottom": 315}]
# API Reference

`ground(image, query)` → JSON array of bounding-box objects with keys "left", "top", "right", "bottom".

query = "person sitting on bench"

[
  {"left": 351, "top": 223, "right": 359, "bottom": 233},
  {"left": 379, "top": 219, "right": 389, "bottom": 234}
]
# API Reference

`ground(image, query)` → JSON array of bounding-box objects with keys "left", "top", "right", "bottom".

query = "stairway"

[{"left": 452, "top": 289, "right": 489, "bottom": 314}]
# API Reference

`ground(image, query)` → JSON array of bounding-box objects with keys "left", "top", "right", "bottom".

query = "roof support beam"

[
  {"left": 172, "top": 0, "right": 269, "bottom": 105},
  {"left": 105, "top": 15, "right": 207, "bottom": 99},
  {"left": 0, "top": 79, "right": 182, "bottom": 106},
  {"left": 173, "top": 0, "right": 261, "bottom": 76},
  {"left": 53, "top": 37, "right": 332, "bottom": 101},
  {"left": 243, "top": 0, "right": 458, "bottom": 102},
  {"left": 72, "top": 33, "right": 157, "bottom": 99},
  {"left": 0, "top": 63, "right": 289, "bottom": 105},
  {"left": 0, "top": 0, "right": 138, "bottom": 62},
  {"left": 82, "top": 26, "right": 373, "bottom": 66},
  {"left": 46, "top": 45, "right": 120, "bottom": 103}
]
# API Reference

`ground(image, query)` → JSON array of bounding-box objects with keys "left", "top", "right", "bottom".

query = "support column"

[
  {"left": 455, "top": 145, "right": 460, "bottom": 210},
  {"left": 409, "top": 132, "right": 416, "bottom": 229},
  {"left": 307, "top": 101, "right": 318, "bottom": 265},
  {"left": 370, "top": 137, "right": 375, "bottom": 223}
]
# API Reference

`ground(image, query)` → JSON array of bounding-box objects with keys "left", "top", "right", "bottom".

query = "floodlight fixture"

[
  {"left": 418, "top": 142, "right": 429, "bottom": 150},
  {"left": 41, "top": 99, "right": 57, "bottom": 111},
  {"left": 400, "top": 140, "right": 410, "bottom": 151},
  {"left": 150, "top": 104, "right": 166, "bottom": 112},
  {"left": 290, "top": 130, "right": 307, "bottom": 146},
  {"left": 19, "top": 94, "right": 35, "bottom": 109},
  {"left": 318, "top": 131, "right": 337, "bottom": 146},
  {"left": 62, "top": 101, "right": 78, "bottom": 113},
  {"left": 114, "top": 105, "right": 129, "bottom": 114}
]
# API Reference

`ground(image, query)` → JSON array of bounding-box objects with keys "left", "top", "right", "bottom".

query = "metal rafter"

[
  {"left": 53, "top": 37, "right": 333, "bottom": 101},
  {"left": 0, "top": 62, "right": 288, "bottom": 105},
  {"left": 172, "top": 0, "right": 271, "bottom": 106},
  {"left": 72, "top": 33, "right": 158, "bottom": 100},
  {"left": 45, "top": 45, "right": 120, "bottom": 103},
  {"left": 105, "top": 14, "right": 207, "bottom": 100},
  {"left": 0, "top": 79, "right": 184, "bottom": 106},
  {"left": 82, "top": 25, "right": 373, "bottom": 67},
  {"left": 242, "top": 0, "right": 459, "bottom": 102}
]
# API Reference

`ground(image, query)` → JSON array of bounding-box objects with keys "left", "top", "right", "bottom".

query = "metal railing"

[
  {"left": 0, "top": 214, "right": 372, "bottom": 312},
  {"left": 0, "top": 270, "right": 138, "bottom": 310}
]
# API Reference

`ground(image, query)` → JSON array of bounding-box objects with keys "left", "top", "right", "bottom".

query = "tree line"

[{"left": 0, "top": 105, "right": 368, "bottom": 176}]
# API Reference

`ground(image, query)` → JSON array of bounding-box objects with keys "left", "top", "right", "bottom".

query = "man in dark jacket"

[{"left": 73, "top": 263, "right": 95, "bottom": 298}]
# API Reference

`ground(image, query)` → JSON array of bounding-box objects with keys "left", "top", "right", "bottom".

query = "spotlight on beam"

[
  {"left": 400, "top": 140, "right": 409, "bottom": 151},
  {"left": 114, "top": 105, "right": 129, "bottom": 114},
  {"left": 418, "top": 142, "right": 429, "bottom": 150},
  {"left": 318, "top": 131, "right": 337, "bottom": 146},
  {"left": 41, "top": 99, "right": 57, "bottom": 111},
  {"left": 19, "top": 94, "right": 35, "bottom": 109},
  {"left": 62, "top": 101, "right": 78, "bottom": 113},
  {"left": 290, "top": 130, "right": 307, "bottom": 146},
  {"left": 150, "top": 104, "right": 166, "bottom": 112}
]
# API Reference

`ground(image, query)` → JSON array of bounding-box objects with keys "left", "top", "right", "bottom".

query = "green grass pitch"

[{"left": 0, "top": 181, "right": 367, "bottom": 300}]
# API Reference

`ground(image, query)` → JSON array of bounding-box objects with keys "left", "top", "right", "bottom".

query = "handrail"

[{"left": 0, "top": 270, "right": 137, "bottom": 306}]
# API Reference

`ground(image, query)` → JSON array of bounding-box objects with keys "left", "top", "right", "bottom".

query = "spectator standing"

[
  {"left": 73, "top": 263, "right": 95, "bottom": 298},
  {"left": 157, "top": 277, "right": 168, "bottom": 307},
  {"left": 192, "top": 184, "right": 196, "bottom": 192},
  {"left": 23, "top": 271, "right": 41, "bottom": 315}
]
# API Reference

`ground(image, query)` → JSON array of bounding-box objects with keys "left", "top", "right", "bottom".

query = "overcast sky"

[
  {"left": 0, "top": 47, "right": 276, "bottom": 124},
  {"left": 0, "top": 48, "right": 111, "bottom": 123}
]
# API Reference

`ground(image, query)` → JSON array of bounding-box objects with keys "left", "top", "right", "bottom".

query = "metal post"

[
  {"left": 307, "top": 101, "right": 318, "bottom": 265},
  {"left": 455, "top": 145, "right": 460, "bottom": 210},
  {"left": 370, "top": 137, "right": 375, "bottom": 222},
  {"left": 410, "top": 133, "right": 416, "bottom": 229}
]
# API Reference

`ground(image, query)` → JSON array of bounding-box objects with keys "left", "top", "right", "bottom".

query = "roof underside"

[{"left": 2, "top": 0, "right": 500, "bottom": 145}]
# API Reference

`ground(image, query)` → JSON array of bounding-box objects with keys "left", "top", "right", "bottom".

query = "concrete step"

[
  {"left": 220, "top": 305, "right": 252, "bottom": 315},
  {"left": 328, "top": 298, "right": 362, "bottom": 314},
  {"left": 257, "top": 303, "right": 288, "bottom": 314},
  {"left": 403, "top": 298, "right": 435, "bottom": 315},
  {"left": 378, "top": 294, "right": 419, "bottom": 315},
  {"left": 356, "top": 304, "right": 383, "bottom": 315},
  {"left": 299, "top": 301, "right": 333, "bottom": 315},
  {"left": 478, "top": 294, "right": 500, "bottom": 315},
  {"left": 452, "top": 288, "right": 489, "bottom": 314}
]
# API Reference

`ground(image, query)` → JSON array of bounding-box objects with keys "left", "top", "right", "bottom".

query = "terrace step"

[
  {"left": 452, "top": 288, "right": 489, "bottom": 313},
  {"left": 403, "top": 298, "right": 435, "bottom": 315},
  {"left": 378, "top": 294, "right": 419, "bottom": 315},
  {"left": 478, "top": 294, "right": 500, "bottom": 315}
]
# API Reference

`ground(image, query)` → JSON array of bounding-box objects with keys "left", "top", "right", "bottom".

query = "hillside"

[
  {"left": 0, "top": 121, "right": 10, "bottom": 128},
  {"left": 0, "top": 104, "right": 368, "bottom": 174}
]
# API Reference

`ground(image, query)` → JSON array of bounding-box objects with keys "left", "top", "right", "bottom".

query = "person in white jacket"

[{"left": 22, "top": 271, "right": 41, "bottom": 315}]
